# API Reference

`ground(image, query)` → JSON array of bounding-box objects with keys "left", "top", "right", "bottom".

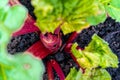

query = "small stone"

[{"left": 55, "top": 52, "right": 65, "bottom": 62}]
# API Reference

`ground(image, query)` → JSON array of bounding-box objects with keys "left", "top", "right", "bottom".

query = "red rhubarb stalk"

[
  {"left": 64, "top": 31, "right": 85, "bottom": 73},
  {"left": 64, "top": 44, "right": 85, "bottom": 73},
  {"left": 66, "top": 31, "right": 78, "bottom": 44},
  {"left": 47, "top": 61, "right": 54, "bottom": 80},
  {"left": 26, "top": 41, "right": 51, "bottom": 59},
  {"left": 64, "top": 31, "right": 78, "bottom": 52},
  {"left": 50, "top": 59, "right": 65, "bottom": 80},
  {"left": 69, "top": 51, "right": 85, "bottom": 73}
]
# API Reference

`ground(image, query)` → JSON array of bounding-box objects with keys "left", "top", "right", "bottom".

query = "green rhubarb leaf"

[
  {"left": 99, "top": 0, "right": 111, "bottom": 5},
  {"left": 0, "top": 54, "right": 45, "bottom": 80},
  {"left": 4, "top": 5, "right": 27, "bottom": 31},
  {"left": 0, "top": 23, "right": 11, "bottom": 44},
  {"left": 0, "top": 0, "right": 8, "bottom": 8},
  {"left": 85, "top": 34, "right": 118, "bottom": 68},
  {"left": 86, "top": 2, "right": 107, "bottom": 25},
  {"left": 32, "top": 0, "right": 105, "bottom": 34},
  {"left": 80, "top": 68, "right": 111, "bottom": 80},
  {"left": 66, "top": 68, "right": 111, "bottom": 80},
  {"left": 0, "top": 31, "right": 1, "bottom": 39},
  {"left": 71, "top": 34, "right": 118, "bottom": 69},
  {"left": 0, "top": 6, "right": 9, "bottom": 21},
  {"left": 86, "top": 12, "right": 106, "bottom": 25},
  {"left": 65, "top": 67, "right": 82, "bottom": 80},
  {"left": 86, "top": 0, "right": 112, "bottom": 25},
  {"left": 71, "top": 43, "right": 100, "bottom": 68},
  {"left": 106, "top": 0, "right": 120, "bottom": 22},
  {"left": 0, "top": 1, "right": 45, "bottom": 80}
]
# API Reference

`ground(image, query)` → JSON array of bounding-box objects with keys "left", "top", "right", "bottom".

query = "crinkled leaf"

[
  {"left": 65, "top": 67, "right": 82, "bottom": 80},
  {"left": 86, "top": 0, "right": 112, "bottom": 25},
  {"left": 66, "top": 68, "right": 111, "bottom": 80},
  {"left": 71, "top": 34, "right": 118, "bottom": 68},
  {"left": 0, "top": 54, "right": 45, "bottom": 80},
  {"left": 80, "top": 68, "right": 111, "bottom": 80},
  {"left": 85, "top": 34, "right": 118, "bottom": 68},
  {"left": 71, "top": 43, "right": 100, "bottom": 68},
  {"left": 106, "top": 0, "right": 120, "bottom": 22},
  {"left": 86, "top": 13, "right": 106, "bottom": 25},
  {"left": 4, "top": 5, "right": 27, "bottom": 31},
  {"left": 32, "top": 0, "right": 104, "bottom": 34},
  {"left": 86, "top": 2, "right": 107, "bottom": 25}
]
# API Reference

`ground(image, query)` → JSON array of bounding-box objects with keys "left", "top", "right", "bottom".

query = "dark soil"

[
  {"left": 7, "top": 32, "right": 39, "bottom": 54},
  {"left": 7, "top": 0, "right": 120, "bottom": 80},
  {"left": 105, "top": 32, "right": 120, "bottom": 80},
  {"left": 75, "top": 17, "right": 120, "bottom": 48}
]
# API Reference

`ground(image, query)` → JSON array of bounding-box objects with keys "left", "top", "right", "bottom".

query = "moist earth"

[{"left": 7, "top": 0, "right": 120, "bottom": 80}]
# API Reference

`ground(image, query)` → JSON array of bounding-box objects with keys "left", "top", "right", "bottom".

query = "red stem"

[
  {"left": 50, "top": 59, "right": 65, "bottom": 80},
  {"left": 64, "top": 32, "right": 78, "bottom": 53},
  {"left": 47, "top": 61, "right": 54, "bottom": 80},
  {"left": 69, "top": 51, "right": 85, "bottom": 73},
  {"left": 66, "top": 31, "right": 78, "bottom": 44},
  {"left": 64, "top": 40, "right": 85, "bottom": 73},
  {"left": 26, "top": 41, "right": 52, "bottom": 59},
  {"left": 64, "top": 31, "right": 85, "bottom": 73}
]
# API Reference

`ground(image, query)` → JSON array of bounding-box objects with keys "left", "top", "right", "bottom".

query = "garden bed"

[{"left": 7, "top": 0, "right": 120, "bottom": 80}]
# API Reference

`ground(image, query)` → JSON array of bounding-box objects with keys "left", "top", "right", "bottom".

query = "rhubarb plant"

[
  {"left": 0, "top": 0, "right": 45, "bottom": 80},
  {"left": 6, "top": 0, "right": 120, "bottom": 80},
  {"left": 65, "top": 34, "right": 118, "bottom": 80}
]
